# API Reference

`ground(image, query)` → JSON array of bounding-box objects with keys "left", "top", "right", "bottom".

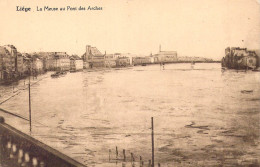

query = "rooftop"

[{"left": 0, "top": 46, "right": 10, "bottom": 56}]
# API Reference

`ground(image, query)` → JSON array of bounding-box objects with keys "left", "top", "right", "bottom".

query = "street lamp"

[{"left": 28, "top": 60, "right": 32, "bottom": 133}]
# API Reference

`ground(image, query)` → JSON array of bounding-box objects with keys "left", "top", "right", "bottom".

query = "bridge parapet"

[{"left": 0, "top": 116, "right": 86, "bottom": 167}]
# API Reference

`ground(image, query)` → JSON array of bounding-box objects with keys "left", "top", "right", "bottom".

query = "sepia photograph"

[{"left": 0, "top": 0, "right": 260, "bottom": 166}]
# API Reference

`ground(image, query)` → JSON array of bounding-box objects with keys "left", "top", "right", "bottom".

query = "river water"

[{"left": 0, "top": 63, "right": 259, "bottom": 167}]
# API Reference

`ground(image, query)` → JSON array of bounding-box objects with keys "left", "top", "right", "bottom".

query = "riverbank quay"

[
  {"left": 0, "top": 70, "right": 47, "bottom": 85},
  {"left": 0, "top": 116, "right": 86, "bottom": 167},
  {"left": 0, "top": 74, "right": 48, "bottom": 105}
]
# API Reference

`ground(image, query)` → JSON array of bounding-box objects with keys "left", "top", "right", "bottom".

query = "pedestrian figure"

[{"left": 162, "top": 63, "right": 165, "bottom": 70}]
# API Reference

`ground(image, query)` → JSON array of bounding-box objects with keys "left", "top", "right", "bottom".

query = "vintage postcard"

[{"left": 0, "top": 0, "right": 260, "bottom": 166}]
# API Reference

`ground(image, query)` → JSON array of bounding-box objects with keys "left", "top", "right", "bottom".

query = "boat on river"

[
  {"left": 60, "top": 71, "right": 67, "bottom": 76},
  {"left": 70, "top": 69, "right": 77, "bottom": 73},
  {"left": 51, "top": 71, "right": 67, "bottom": 78},
  {"left": 51, "top": 73, "right": 59, "bottom": 78}
]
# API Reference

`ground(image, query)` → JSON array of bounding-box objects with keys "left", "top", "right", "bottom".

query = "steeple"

[{"left": 159, "top": 44, "right": 161, "bottom": 52}]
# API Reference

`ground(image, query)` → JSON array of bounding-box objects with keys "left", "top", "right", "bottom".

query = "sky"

[{"left": 0, "top": 0, "right": 259, "bottom": 60}]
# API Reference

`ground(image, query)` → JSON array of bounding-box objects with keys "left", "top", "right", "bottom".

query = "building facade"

[
  {"left": 4, "top": 45, "right": 16, "bottom": 73},
  {"left": 0, "top": 45, "right": 18, "bottom": 80},
  {"left": 222, "top": 47, "right": 259, "bottom": 69},
  {"left": 154, "top": 51, "right": 178, "bottom": 63},
  {"left": 153, "top": 45, "right": 178, "bottom": 63},
  {"left": 22, "top": 53, "right": 31, "bottom": 75},
  {"left": 70, "top": 55, "right": 84, "bottom": 71},
  {"left": 0, "top": 46, "right": 12, "bottom": 80},
  {"left": 45, "top": 52, "right": 70, "bottom": 71},
  {"left": 116, "top": 57, "right": 130, "bottom": 67},
  {"left": 104, "top": 54, "right": 117, "bottom": 68},
  {"left": 12, "top": 52, "right": 25, "bottom": 77},
  {"left": 82, "top": 45, "right": 103, "bottom": 62},
  {"left": 90, "top": 55, "right": 105, "bottom": 68},
  {"left": 82, "top": 45, "right": 105, "bottom": 68},
  {"left": 132, "top": 57, "right": 152, "bottom": 65},
  {"left": 32, "top": 58, "right": 44, "bottom": 74}
]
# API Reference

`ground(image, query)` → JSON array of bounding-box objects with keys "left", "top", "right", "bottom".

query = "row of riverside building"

[
  {"left": 82, "top": 45, "right": 213, "bottom": 68},
  {"left": 0, "top": 44, "right": 214, "bottom": 82},
  {"left": 0, "top": 45, "right": 83, "bottom": 82}
]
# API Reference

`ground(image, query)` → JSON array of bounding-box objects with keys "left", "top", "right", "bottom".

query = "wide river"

[{"left": 0, "top": 63, "right": 259, "bottom": 167}]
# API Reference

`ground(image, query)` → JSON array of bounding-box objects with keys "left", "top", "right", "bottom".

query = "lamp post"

[
  {"left": 151, "top": 117, "right": 154, "bottom": 167},
  {"left": 28, "top": 60, "right": 32, "bottom": 132}
]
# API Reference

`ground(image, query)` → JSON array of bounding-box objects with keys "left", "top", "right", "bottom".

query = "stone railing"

[{"left": 0, "top": 116, "right": 86, "bottom": 167}]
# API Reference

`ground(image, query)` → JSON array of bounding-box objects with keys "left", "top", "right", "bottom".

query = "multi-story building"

[
  {"left": 222, "top": 47, "right": 258, "bottom": 69},
  {"left": 22, "top": 53, "right": 32, "bottom": 75},
  {"left": 33, "top": 52, "right": 49, "bottom": 71},
  {"left": 154, "top": 51, "right": 178, "bottom": 63},
  {"left": 32, "top": 57, "right": 44, "bottom": 74},
  {"left": 113, "top": 53, "right": 131, "bottom": 67},
  {"left": 132, "top": 57, "right": 152, "bottom": 65},
  {"left": 82, "top": 45, "right": 105, "bottom": 68},
  {"left": 57, "top": 52, "right": 70, "bottom": 71},
  {"left": 0, "top": 45, "right": 18, "bottom": 80},
  {"left": 45, "top": 52, "right": 70, "bottom": 71},
  {"left": 116, "top": 57, "right": 131, "bottom": 67},
  {"left": 104, "top": 54, "right": 116, "bottom": 68},
  {"left": 3, "top": 45, "right": 16, "bottom": 72},
  {"left": 83, "top": 45, "right": 133, "bottom": 68},
  {"left": 90, "top": 55, "right": 105, "bottom": 68},
  {"left": 82, "top": 45, "right": 103, "bottom": 62},
  {"left": 16, "top": 52, "right": 24, "bottom": 76},
  {"left": 0, "top": 46, "right": 12, "bottom": 80},
  {"left": 154, "top": 45, "right": 178, "bottom": 63},
  {"left": 70, "top": 55, "right": 83, "bottom": 71},
  {"left": 45, "top": 53, "right": 56, "bottom": 70}
]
